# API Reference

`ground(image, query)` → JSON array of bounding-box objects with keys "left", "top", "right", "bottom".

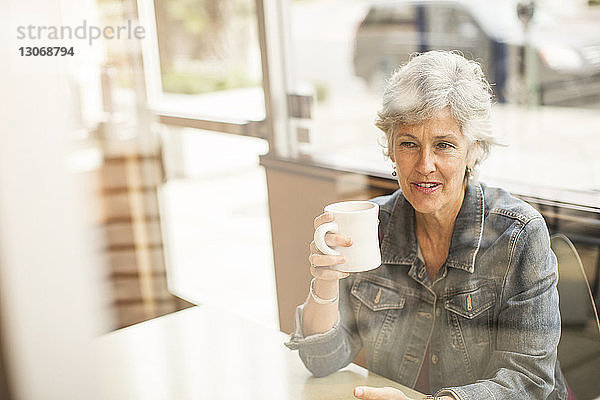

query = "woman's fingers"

[
  {"left": 310, "top": 263, "right": 349, "bottom": 281},
  {"left": 309, "top": 238, "right": 352, "bottom": 260},
  {"left": 310, "top": 233, "right": 352, "bottom": 255},
  {"left": 308, "top": 252, "right": 345, "bottom": 267},
  {"left": 353, "top": 386, "right": 411, "bottom": 400},
  {"left": 308, "top": 242, "right": 349, "bottom": 280},
  {"left": 308, "top": 213, "right": 351, "bottom": 282},
  {"left": 313, "top": 212, "right": 334, "bottom": 229},
  {"left": 325, "top": 232, "right": 352, "bottom": 247}
]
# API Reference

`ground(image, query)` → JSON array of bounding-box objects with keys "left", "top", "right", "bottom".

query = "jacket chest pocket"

[
  {"left": 445, "top": 285, "right": 496, "bottom": 348},
  {"left": 352, "top": 279, "right": 405, "bottom": 311},
  {"left": 351, "top": 279, "right": 406, "bottom": 346}
]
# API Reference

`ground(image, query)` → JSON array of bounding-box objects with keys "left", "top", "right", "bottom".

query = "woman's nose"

[{"left": 415, "top": 149, "right": 436, "bottom": 176}]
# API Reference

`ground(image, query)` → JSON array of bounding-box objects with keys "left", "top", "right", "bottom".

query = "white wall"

[
  {"left": 0, "top": 0, "right": 108, "bottom": 399},
  {"left": 538, "top": 0, "right": 589, "bottom": 16}
]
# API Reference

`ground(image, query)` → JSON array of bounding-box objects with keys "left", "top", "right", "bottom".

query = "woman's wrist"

[{"left": 312, "top": 278, "right": 339, "bottom": 300}]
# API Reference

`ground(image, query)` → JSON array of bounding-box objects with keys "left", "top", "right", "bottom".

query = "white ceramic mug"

[{"left": 313, "top": 201, "right": 381, "bottom": 273}]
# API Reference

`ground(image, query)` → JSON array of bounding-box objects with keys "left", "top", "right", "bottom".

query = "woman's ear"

[
  {"left": 466, "top": 140, "right": 480, "bottom": 168},
  {"left": 387, "top": 131, "right": 395, "bottom": 163},
  {"left": 388, "top": 140, "right": 395, "bottom": 163}
]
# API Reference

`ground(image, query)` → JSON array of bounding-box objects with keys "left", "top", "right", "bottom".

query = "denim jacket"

[{"left": 285, "top": 181, "right": 568, "bottom": 400}]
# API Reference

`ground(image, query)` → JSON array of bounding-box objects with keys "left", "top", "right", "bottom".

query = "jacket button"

[
  {"left": 436, "top": 307, "right": 441, "bottom": 317},
  {"left": 431, "top": 354, "right": 439, "bottom": 364},
  {"left": 417, "top": 311, "right": 432, "bottom": 319}
]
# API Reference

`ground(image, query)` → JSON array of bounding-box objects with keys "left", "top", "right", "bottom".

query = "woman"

[{"left": 285, "top": 51, "right": 570, "bottom": 399}]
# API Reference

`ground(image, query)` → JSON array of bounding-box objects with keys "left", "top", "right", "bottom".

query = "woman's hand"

[
  {"left": 302, "top": 212, "right": 353, "bottom": 335},
  {"left": 353, "top": 386, "right": 413, "bottom": 400},
  {"left": 354, "top": 387, "right": 455, "bottom": 400},
  {"left": 309, "top": 212, "right": 352, "bottom": 281}
]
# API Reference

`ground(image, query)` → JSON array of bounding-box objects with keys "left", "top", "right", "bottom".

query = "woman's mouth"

[{"left": 412, "top": 182, "right": 441, "bottom": 194}]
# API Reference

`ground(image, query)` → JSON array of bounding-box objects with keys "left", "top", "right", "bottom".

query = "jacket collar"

[{"left": 380, "top": 181, "right": 484, "bottom": 273}]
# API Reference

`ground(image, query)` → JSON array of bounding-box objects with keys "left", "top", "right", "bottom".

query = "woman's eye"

[
  {"left": 437, "top": 142, "right": 455, "bottom": 149},
  {"left": 400, "top": 142, "right": 416, "bottom": 148}
]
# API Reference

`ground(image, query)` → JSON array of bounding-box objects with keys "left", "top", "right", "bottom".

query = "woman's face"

[{"left": 391, "top": 108, "right": 473, "bottom": 218}]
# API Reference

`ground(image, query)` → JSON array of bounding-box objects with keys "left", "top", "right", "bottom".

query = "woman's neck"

[
  {"left": 414, "top": 184, "right": 466, "bottom": 279},
  {"left": 415, "top": 184, "right": 466, "bottom": 242}
]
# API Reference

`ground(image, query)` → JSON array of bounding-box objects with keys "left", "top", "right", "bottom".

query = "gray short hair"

[{"left": 375, "top": 51, "right": 502, "bottom": 171}]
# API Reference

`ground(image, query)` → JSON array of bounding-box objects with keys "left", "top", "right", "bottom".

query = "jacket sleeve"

[
  {"left": 438, "top": 216, "right": 563, "bottom": 400},
  {"left": 284, "top": 276, "right": 363, "bottom": 377}
]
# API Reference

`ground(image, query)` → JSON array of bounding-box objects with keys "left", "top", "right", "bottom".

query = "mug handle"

[{"left": 314, "top": 222, "right": 340, "bottom": 256}]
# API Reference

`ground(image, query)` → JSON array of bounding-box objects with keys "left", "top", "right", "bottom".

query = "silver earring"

[
  {"left": 466, "top": 166, "right": 472, "bottom": 179},
  {"left": 392, "top": 164, "right": 397, "bottom": 177}
]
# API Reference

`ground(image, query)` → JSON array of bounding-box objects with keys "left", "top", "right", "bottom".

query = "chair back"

[
  {"left": 552, "top": 234, "right": 600, "bottom": 398},
  {"left": 551, "top": 233, "right": 600, "bottom": 335}
]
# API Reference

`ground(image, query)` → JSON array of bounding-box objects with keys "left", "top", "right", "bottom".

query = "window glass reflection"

[
  {"left": 289, "top": 0, "right": 600, "bottom": 175},
  {"left": 154, "top": 0, "right": 262, "bottom": 95},
  {"left": 288, "top": 4, "right": 600, "bottom": 397}
]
